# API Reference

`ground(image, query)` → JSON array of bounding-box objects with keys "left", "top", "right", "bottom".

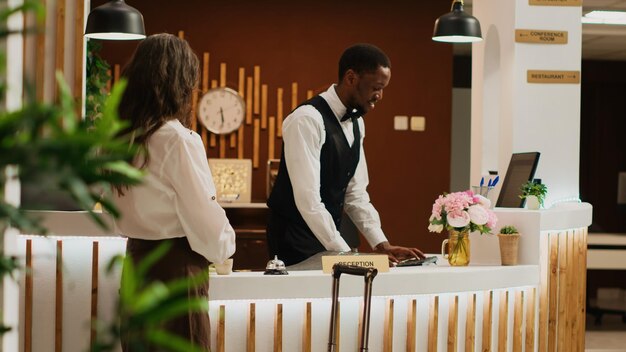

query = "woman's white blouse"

[{"left": 113, "top": 119, "right": 236, "bottom": 263}]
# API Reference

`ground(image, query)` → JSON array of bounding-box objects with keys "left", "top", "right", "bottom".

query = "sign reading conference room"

[
  {"left": 527, "top": 70, "right": 580, "bottom": 84},
  {"left": 515, "top": 29, "right": 567, "bottom": 44},
  {"left": 529, "top": 0, "right": 581, "bottom": 6}
]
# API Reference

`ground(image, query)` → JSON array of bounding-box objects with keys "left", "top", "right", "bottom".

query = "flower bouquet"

[{"left": 428, "top": 190, "right": 498, "bottom": 266}]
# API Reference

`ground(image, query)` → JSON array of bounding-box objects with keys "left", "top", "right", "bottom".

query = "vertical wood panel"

[
  {"left": 253, "top": 119, "right": 260, "bottom": 168},
  {"left": 482, "top": 291, "right": 493, "bottom": 352},
  {"left": 220, "top": 62, "right": 227, "bottom": 87},
  {"left": 113, "top": 64, "right": 120, "bottom": 85},
  {"left": 54, "top": 0, "right": 65, "bottom": 101},
  {"left": 219, "top": 135, "right": 226, "bottom": 158},
  {"left": 73, "top": 0, "right": 85, "bottom": 118},
  {"left": 306, "top": 89, "right": 313, "bottom": 99},
  {"left": 261, "top": 84, "right": 268, "bottom": 129},
  {"left": 512, "top": 291, "right": 523, "bottom": 352},
  {"left": 177, "top": 30, "right": 184, "bottom": 39},
  {"left": 406, "top": 299, "right": 417, "bottom": 352},
  {"left": 190, "top": 90, "right": 198, "bottom": 131},
  {"left": 253, "top": 66, "right": 260, "bottom": 114},
  {"left": 547, "top": 233, "right": 559, "bottom": 352},
  {"left": 217, "top": 305, "right": 225, "bottom": 352},
  {"left": 556, "top": 231, "right": 568, "bottom": 351},
  {"left": 291, "top": 82, "right": 298, "bottom": 110},
  {"left": 302, "top": 302, "right": 311, "bottom": 352},
  {"left": 236, "top": 67, "right": 245, "bottom": 152},
  {"left": 465, "top": 293, "right": 476, "bottom": 352},
  {"left": 384, "top": 299, "right": 394, "bottom": 352},
  {"left": 428, "top": 295, "right": 439, "bottom": 352},
  {"left": 247, "top": 302, "right": 256, "bottom": 352},
  {"left": 35, "top": 2, "right": 46, "bottom": 101},
  {"left": 90, "top": 241, "right": 99, "bottom": 348},
  {"left": 565, "top": 231, "right": 575, "bottom": 352},
  {"left": 277, "top": 87, "right": 284, "bottom": 137},
  {"left": 55, "top": 240, "right": 63, "bottom": 352},
  {"left": 24, "top": 239, "right": 33, "bottom": 352},
  {"left": 447, "top": 295, "right": 458, "bottom": 352},
  {"left": 525, "top": 288, "right": 536, "bottom": 352},
  {"left": 201, "top": 53, "right": 210, "bottom": 149},
  {"left": 274, "top": 304, "right": 283, "bottom": 352},
  {"left": 268, "top": 117, "right": 276, "bottom": 160},
  {"left": 497, "top": 291, "right": 508, "bottom": 352},
  {"left": 246, "top": 76, "right": 253, "bottom": 125},
  {"left": 579, "top": 229, "right": 588, "bottom": 350},
  {"left": 539, "top": 233, "right": 550, "bottom": 352},
  {"left": 210, "top": 80, "right": 218, "bottom": 147}
]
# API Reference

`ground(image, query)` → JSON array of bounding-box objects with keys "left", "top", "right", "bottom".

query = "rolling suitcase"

[{"left": 327, "top": 264, "right": 378, "bottom": 352}]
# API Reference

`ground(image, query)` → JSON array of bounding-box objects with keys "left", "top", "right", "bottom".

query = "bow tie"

[{"left": 340, "top": 108, "right": 362, "bottom": 122}]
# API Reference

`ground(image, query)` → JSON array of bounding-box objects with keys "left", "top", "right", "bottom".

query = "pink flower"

[
  {"left": 468, "top": 205, "right": 488, "bottom": 225},
  {"left": 486, "top": 210, "right": 498, "bottom": 229},
  {"left": 448, "top": 211, "right": 471, "bottom": 228}
]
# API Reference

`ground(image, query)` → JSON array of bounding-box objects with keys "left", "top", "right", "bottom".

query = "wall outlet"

[
  {"left": 394, "top": 115, "right": 408, "bottom": 130},
  {"left": 410, "top": 116, "right": 426, "bottom": 131}
]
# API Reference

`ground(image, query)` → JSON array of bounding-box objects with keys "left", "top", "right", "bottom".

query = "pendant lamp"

[
  {"left": 85, "top": 0, "right": 146, "bottom": 40},
  {"left": 432, "top": 0, "right": 482, "bottom": 43}
]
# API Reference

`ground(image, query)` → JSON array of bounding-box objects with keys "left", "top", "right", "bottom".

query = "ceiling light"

[
  {"left": 85, "top": 0, "right": 146, "bottom": 40},
  {"left": 433, "top": 0, "right": 483, "bottom": 43}
]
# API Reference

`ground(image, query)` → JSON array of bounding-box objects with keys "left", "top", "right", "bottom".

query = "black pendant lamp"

[
  {"left": 432, "top": 0, "right": 482, "bottom": 43},
  {"left": 85, "top": 0, "right": 146, "bottom": 40}
]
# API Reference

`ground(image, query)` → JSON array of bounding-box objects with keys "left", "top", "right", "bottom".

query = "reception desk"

[{"left": 16, "top": 202, "right": 591, "bottom": 352}]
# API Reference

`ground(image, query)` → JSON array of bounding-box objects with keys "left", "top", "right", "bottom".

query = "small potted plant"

[
  {"left": 497, "top": 225, "right": 520, "bottom": 265},
  {"left": 519, "top": 180, "right": 547, "bottom": 210}
]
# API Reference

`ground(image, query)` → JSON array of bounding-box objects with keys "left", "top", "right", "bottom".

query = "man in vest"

[{"left": 267, "top": 43, "right": 425, "bottom": 266}]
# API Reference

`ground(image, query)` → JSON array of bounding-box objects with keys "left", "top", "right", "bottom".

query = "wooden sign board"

[
  {"left": 515, "top": 29, "right": 567, "bottom": 44},
  {"left": 321, "top": 254, "right": 389, "bottom": 273},
  {"left": 527, "top": 70, "right": 580, "bottom": 84},
  {"left": 529, "top": 0, "right": 581, "bottom": 6}
]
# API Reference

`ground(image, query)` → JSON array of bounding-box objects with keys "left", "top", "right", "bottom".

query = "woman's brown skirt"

[{"left": 121, "top": 237, "right": 210, "bottom": 351}]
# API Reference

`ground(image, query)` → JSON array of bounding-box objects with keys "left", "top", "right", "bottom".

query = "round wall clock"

[{"left": 197, "top": 87, "right": 245, "bottom": 134}]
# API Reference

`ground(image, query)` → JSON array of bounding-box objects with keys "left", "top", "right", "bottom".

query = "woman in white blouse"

[{"left": 113, "top": 33, "right": 236, "bottom": 350}]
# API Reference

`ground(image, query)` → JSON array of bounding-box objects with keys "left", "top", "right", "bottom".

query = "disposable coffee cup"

[{"left": 214, "top": 258, "right": 233, "bottom": 275}]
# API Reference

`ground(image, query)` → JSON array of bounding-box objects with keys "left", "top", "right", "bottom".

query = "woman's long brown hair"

[{"left": 114, "top": 33, "right": 199, "bottom": 195}]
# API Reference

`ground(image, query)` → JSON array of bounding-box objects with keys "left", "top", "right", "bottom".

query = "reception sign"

[
  {"left": 322, "top": 254, "right": 389, "bottom": 273},
  {"left": 515, "top": 29, "right": 567, "bottom": 44},
  {"left": 527, "top": 70, "right": 580, "bottom": 84}
]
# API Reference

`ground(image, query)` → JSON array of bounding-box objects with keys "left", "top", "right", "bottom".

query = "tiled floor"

[{"left": 586, "top": 314, "right": 626, "bottom": 351}]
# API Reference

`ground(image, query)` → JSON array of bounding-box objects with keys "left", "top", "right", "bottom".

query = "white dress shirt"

[
  {"left": 282, "top": 85, "right": 387, "bottom": 252},
  {"left": 113, "top": 119, "right": 236, "bottom": 263}
]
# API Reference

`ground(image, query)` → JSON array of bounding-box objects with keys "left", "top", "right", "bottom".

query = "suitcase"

[{"left": 327, "top": 264, "right": 378, "bottom": 352}]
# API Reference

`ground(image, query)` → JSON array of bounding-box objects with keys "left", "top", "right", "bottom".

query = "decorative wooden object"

[
  {"left": 177, "top": 30, "right": 184, "bottom": 39},
  {"left": 73, "top": 0, "right": 85, "bottom": 118},
  {"left": 55, "top": 240, "right": 63, "bottom": 352},
  {"left": 190, "top": 90, "right": 198, "bottom": 131},
  {"left": 254, "top": 66, "right": 260, "bottom": 114},
  {"left": 384, "top": 299, "right": 394, "bottom": 352},
  {"left": 447, "top": 295, "right": 458, "bottom": 352},
  {"left": 513, "top": 291, "right": 524, "bottom": 352},
  {"left": 483, "top": 291, "right": 493, "bottom": 351},
  {"left": 217, "top": 305, "right": 225, "bottom": 352},
  {"left": 247, "top": 302, "right": 256, "bottom": 352},
  {"left": 406, "top": 299, "right": 417, "bottom": 352},
  {"left": 547, "top": 233, "right": 558, "bottom": 351},
  {"left": 25, "top": 239, "right": 33, "bottom": 352},
  {"left": 113, "top": 64, "right": 120, "bottom": 85},
  {"left": 35, "top": 3, "right": 45, "bottom": 101},
  {"left": 210, "top": 80, "right": 218, "bottom": 148},
  {"left": 428, "top": 296, "right": 439, "bottom": 352},
  {"left": 90, "top": 241, "right": 99, "bottom": 347},
  {"left": 465, "top": 293, "right": 476, "bottom": 352},
  {"left": 261, "top": 84, "right": 268, "bottom": 129},
  {"left": 302, "top": 302, "right": 312, "bottom": 352},
  {"left": 277, "top": 87, "right": 284, "bottom": 137},
  {"left": 291, "top": 82, "right": 298, "bottom": 110},
  {"left": 268, "top": 116, "right": 275, "bottom": 160},
  {"left": 306, "top": 89, "right": 313, "bottom": 99},
  {"left": 274, "top": 304, "right": 283, "bottom": 352},
  {"left": 201, "top": 53, "right": 210, "bottom": 150},
  {"left": 54, "top": 0, "right": 65, "bottom": 101},
  {"left": 498, "top": 291, "right": 509, "bottom": 352},
  {"left": 246, "top": 76, "right": 253, "bottom": 125},
  {"left": 525, "top": 288, "right": 536, "bottom": 351},
  {"left": 220, "top": 62, "right": 227, "bottom": 87},
  {"left": 253, "top": 119, "right": 260, "bottom": 168},
  {"left": 238, "top": 68, "right": 246, "bottom": 158}
]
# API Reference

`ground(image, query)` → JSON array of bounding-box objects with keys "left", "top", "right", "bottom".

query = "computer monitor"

[{"left": 496, "top": 152, "right": 541, "bottom": 208}]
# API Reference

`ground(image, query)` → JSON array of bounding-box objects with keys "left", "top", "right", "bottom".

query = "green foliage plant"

[
  {"left": 86, "top": 40, "right": 111, "bottom": 122},
  {"left": 519, "top": 180, "right": 548, "bottom": 207},
  {"left": 499, "top": 225, "right": 519, "bottom": 235}
]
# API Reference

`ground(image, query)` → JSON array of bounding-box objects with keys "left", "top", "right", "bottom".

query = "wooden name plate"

[
  {"left": 321, "top": 254, "right": 389, "bottom": 274},
  {"left": 527, "top": 70, "right": 580, "bottom": 84},
  {"left": 529, "top": 0, "right": 581, "bottom": 6},
  {"left": 515, "top": 29, "right": 568, "bottom": 44}
]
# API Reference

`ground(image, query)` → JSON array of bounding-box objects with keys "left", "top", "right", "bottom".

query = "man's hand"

[{"left": 374, "top": 241, "right": 425, "bottom": 266}]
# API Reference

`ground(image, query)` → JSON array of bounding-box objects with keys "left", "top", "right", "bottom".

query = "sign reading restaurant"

[
  {"left": 515, "top": 29, "right": 568, "bottom": 44},
  {"left": 527, "top": 70, "right": 580, "bottom": 84}
]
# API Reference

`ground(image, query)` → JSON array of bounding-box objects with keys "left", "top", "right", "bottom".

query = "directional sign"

[
  {"left": 527, "top": 70, "right": 580, "bottom": 84},
  {"left": 529, "top": 0, "right": 582, "bottom": 6},
  {"left": 516, "top": 29, "right": 568, "bottom": 44}
]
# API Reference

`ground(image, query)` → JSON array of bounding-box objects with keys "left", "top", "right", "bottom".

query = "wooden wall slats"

[
  {"left": 253, "top": 119, "right": 260, "bottom": 168},
  {"left": 73, "top": 0, "right": 85, "bottom": 118},
  {"left": 54, "top": 0, "right": 66, "bottom": 101},
  {"left": 498, "top": 291, "right": 508, "bottom": 352},
  {"left": 302, "top": 302, "right": 311, "bottom": 352},
  {"left": 291, "top": 82, "right": 298, "bottom": 110},
  {"left": 247, "top": 302, "right": 256, "bottom": 352},
  {"left": 406, "top": 299, "right": 417, "bottom": 352},
  {"left": 384, "top": 299, "right": 394, "bottom": 352},
  {"left": 25, "top": 239, "right": 33, "bottom": 352},
  {"left": 525, "top": 288, "right": 536, "bottom": 352},
  {"left": 465, "top": 293, "right": 476, "bottom": 352},
  {"left": 220, "top": 62, "right": 226, "bottom": 88},
  {"left": 177, "top": 30, "right": 184, "bottom": 39},
  {"left": 217, "top": 305, "right": 225, "bottom": 352},
  {"left": 268, "top": 117, "right": 275, "bottom": 160},
  {"left": 579, "top": 229, "right": 588, "bottom": 349},
  {"left": 246, "top": 76, "right": 253, "bottom": 125},
  {"left": 482, "top": 291, "right": 493, "bottom": 352},
  {"left": 428, "top": 296, "right": 439, "bottom": 352},
  {"left": 547, "top": 233, "right": 559, "bottom": 352},
  {"left": 113, "top": 64, "right": 120, "bottom": 85},
  {"left": 306, "top": 89, "right": 313, "bottom": 99},
  {"left": 55, "top": 240, "right": 63, "bottom": 352},
  {"left": 35, "top": 1, "right": 46, "bottom": 101},
  {"left": 274, "top": 304, "right": 283, "bottom": 352},
  {"left": 447, "top": 295, "right": 458, "bottom": 352},
  {"left": 236, "top": 67, "right": 245, "bottom": 153},
  {"left": 513, "top": 291, "right": 523, "bottom": 352},
  {"left": 219, "top": 135, "right": 226, "bottom": 158},
  {"left": 203, "top": 53, "right": 210, "bottom": 92},
  {"left": 565, "top": 231, "right": 575, "bottom": 352},
  {"left": 277, "top": 88, "right": 284, "bottom": 137},
  {"left": 253, "top": 66, "right": 260, "bottom": 114},
  {"left": 556, "top": 231, "right": 568, "bottom": 351},
  {"left": 210, "top": 80, "right": 218, "bottom": 147},
  {"left": 90, "top": 241, "right": 99, "bottom": 348},
  {"left": 190, "top": 90, "right": 198, "bottom": 131},
  {"left": 261, "top": 84, "right": 268, "bottom": 129}
]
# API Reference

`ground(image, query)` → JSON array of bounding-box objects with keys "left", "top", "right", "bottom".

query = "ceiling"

[{"left": 459, "top": 0, "right": 626, "bottom": 61}]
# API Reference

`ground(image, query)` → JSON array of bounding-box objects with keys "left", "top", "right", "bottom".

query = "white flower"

[
  {"left": 448, "top": 211, "right": 470, "bottom": 228},
  {"left": 474, "top": 194, "right": 491, "bottom": 209},
  {"left": 428, "top": 223, "right": 444, "bottom": 233},
  {"left": 468, "top": 205, "right": 488, "bottom": 225}
]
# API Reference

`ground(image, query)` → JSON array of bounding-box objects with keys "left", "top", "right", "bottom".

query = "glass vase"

[{"left": 441, "top": 229, "right": 470, "bottom": 266}]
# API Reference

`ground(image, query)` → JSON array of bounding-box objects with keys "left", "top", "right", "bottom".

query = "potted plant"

[
  {"left": 497, "top": 225, "right": 520, "bottom": 265},
  {"left": 519, "top": 180, "right": 547, "bottom": 210}
]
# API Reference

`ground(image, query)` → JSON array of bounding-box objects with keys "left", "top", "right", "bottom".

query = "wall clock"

[{"left": 197, "top": 87, "right": 245, "bottom": 134}]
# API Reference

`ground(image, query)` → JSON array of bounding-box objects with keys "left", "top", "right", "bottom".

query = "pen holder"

[{"left": 472, "top": 186, "right": 496, "bottom": 208}]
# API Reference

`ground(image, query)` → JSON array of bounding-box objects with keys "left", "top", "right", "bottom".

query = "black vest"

[{"left": 266, "top": 95, "right": 361, "bottom": 265}]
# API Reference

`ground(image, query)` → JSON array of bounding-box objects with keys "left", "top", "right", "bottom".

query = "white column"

[{"left": 471, "top": 0, "right": 582, "bottom": 207}]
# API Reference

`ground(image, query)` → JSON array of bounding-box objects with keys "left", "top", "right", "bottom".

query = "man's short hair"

[{"left": 338, "top": 43, "right": 391, "bottom": 81}]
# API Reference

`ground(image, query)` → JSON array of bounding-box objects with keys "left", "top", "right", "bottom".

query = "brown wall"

[{"left": 95, "top": 0, "right": 453, "bottom": 253}]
